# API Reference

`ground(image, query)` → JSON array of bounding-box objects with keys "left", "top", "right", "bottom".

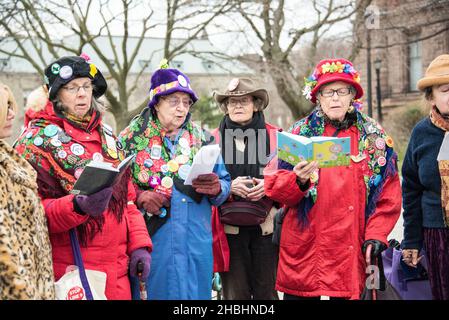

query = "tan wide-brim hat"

[
  {"left": 213, "top": 78, "right": 269, "bottom": 112},
  {"left": 417, "top": 54, "right": 449, "bottom": 91}
]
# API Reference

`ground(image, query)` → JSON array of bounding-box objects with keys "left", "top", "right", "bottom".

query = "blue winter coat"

[{"left": 130, "top": 156, "right": 230, "bottom": 300}]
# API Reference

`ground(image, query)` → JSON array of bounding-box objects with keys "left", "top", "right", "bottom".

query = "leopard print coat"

[{"left": 0, "top": 140, "right": 55, "bottom": 299}]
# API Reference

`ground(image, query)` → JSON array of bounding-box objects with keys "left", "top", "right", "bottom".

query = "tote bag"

[{"left": 54, "top": 229, "right": 107, "bottom": 300}]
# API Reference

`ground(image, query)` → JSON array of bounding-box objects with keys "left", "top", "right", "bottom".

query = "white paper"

[
  {"left": 438, "top": 132, "right": 449, "bottom": 161},
  {"left": 184, "top": 144, "right": 221, "bottom": 185}
]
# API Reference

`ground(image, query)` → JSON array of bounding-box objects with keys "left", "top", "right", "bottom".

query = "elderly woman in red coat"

[
  {"left": 15, "top": 55, "right": 152, "bottom": 300},
  {"left": 264, "top": 58, "right": 401, "bottom": 300}
]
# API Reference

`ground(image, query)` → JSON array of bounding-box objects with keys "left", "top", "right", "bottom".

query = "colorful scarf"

[
  {"left": 15, "top": 108, "right": 128, "bottom": 244},
  {"left": 119, "top": 109, "right": 205, "bottom": 197},
  {"left": 279, "top": 108, "right": 398, "bottom": 226},
  {"left": 430, "top": 105, "right": 449, "bottom": 227}
]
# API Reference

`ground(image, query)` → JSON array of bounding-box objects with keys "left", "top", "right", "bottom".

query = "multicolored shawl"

[
  {"left": 15, "top": 111, "right": 124, "bottom": 193},
  {"left": 429, "top": 105, "right": 449, "bottom": 227},
  {"left": 14, "top": 108, "right": 128, "bottom": 244},
  {"left": 119, "top": 109, "right": 205, "bottom": 198},
  {"left": 279, "top": 108, "right": 398, "bottom": 226}
]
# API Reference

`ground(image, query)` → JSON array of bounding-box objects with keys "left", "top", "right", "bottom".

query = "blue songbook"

[{"left": 277, "top": 131, "right": 350, "bottom": 168}]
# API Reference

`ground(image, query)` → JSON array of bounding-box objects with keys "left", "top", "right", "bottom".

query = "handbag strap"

[{"left": 69, "top": 229, "right": 94, "bottom": 300}]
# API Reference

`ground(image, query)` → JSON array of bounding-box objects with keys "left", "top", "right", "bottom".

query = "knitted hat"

[
  {"left": 147, "top": 59, "right": 198, "bottom": 109},
  {"left": 417, "top": 54, "right": 449, "bottom": 91},
  {"left": 213, "top": 78, "right": 269, "bottom": 112},
  {"left": 44, "top": 54, "right": 107, "bottom": 100},
  {"left": 303, "top": 58, "right": 364, "bottom": 104}
]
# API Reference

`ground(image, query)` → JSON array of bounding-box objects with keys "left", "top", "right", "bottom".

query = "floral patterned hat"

[{"left": 303, "top": 58, "right": 364, "bottom": 104}]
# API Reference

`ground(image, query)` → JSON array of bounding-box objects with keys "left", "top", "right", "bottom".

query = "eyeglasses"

[
  {"left": 319, "top": 87, "right": 352, "bottom": 98},
  {"left": 228, "top": 97, "right": 252, "bottom": 108},
  {"left": 161, "top": 97, "right": 193, "bottom": 108},
  {"left": 62, "top": 84, "right": 93, "bottom": 95}
]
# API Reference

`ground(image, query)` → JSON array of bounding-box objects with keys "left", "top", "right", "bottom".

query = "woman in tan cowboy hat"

[
  {"left": 402, "top": 54, "right": 449, "bottom": 300},
  {"left": 211, "top": 77, "right": 281, "bottom": 300}
]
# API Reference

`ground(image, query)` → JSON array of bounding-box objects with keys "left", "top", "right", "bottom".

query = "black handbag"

[{"left": 218, "top": 197, "right": 273, "bottom": 226}]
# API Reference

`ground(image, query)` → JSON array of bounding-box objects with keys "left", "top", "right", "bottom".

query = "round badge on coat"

[
  {"left": 57, "top": 150, "right": 67, "bottom": 159},
  {"left": 375, "top": 138, "right": 386, "bottom": 150},
  {"left": 71, "top": 144, "right": 85, "bottom": 156},
  {"left": 44, "top": 125, "right": 58, "bottom": 137},
  {"left": 138, "top": 171, "right": 150, "bottom": 184},
  {"left": 59, "top": 65, "right": 73, "bottom": 80},
  {"left": 178, "top": 164, "right": 191, "bottom": 180},
  {"left": 107, "top": 148, "right": 118, "bottom": 159},
  {"left": 50, "top": 138, "right": 62, "bottom": 147},
  {"left": 227, "top": 78, "right": 240, "bottom": 91},
  {"left": 177, "top": 75, "right": 188, "bottom": 87},
  {"left": 26, "top": 132, "right": 33, "bottom": 139},
  {"left": 92, "top": 152, "right": 104, "bottom": 162},
  {"left": 160, "top": 164, "right": 169, "bottom": 174},
  {"left": 175, "top": 155, "right": 189, "bottom": 165},
  {"left": 58, "top": 132, "right": 72, "bottom": 143},
  {"left": 161, "top": 176, "right": 174, "bottom": 189},
  {"left": 167, "top": 160, "right": 179, "bottom": 173},
  {"left": 377, "top": 156, "right": 387, "bottom": 167},
  {"left": 178, "top": 137, "right": 189, "bottom": 149},
  {"left": 149, "top": 176, "right": 162, "bottom": 188},
  {"left": 144, "top": 159, "right": 154, "bottom": 168},
  {"left": 159, "top": 207, "right": 167, "bottom": 218},
  {"left": 33, "top": 137, "right": 44, "bottom": 146}
]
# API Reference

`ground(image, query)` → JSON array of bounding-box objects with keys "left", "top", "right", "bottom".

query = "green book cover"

[{"left": 277, "top": 131, "right": 351, "bottom": 168}]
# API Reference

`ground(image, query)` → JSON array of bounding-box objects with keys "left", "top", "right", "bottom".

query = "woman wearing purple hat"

[{"left": 120, "top": 60, "right": 231, "bottom": 300}]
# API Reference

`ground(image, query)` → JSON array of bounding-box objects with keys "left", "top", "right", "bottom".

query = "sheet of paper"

[
  {"left": 184, "top": 144, "right": 221, "bottom": 185},
  {"left": 437, "top": 132, "right": 449, "bottom": 161}
]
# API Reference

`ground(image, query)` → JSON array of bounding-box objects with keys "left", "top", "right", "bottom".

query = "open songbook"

[{"left": 70, "top": 154, "right": 135, "bottom": 195}]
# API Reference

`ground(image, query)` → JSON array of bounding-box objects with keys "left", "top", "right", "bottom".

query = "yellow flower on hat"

[
  {"left": 321, "top": 62, "right": 331, "bottom": 74},
  {"left": 89, "top": 64, "right": 97, "bottom": 77},
  {"left": 159, "top": 58, "right": 169, "bottom": 69},
  {"left": 335, "top": 61, "right": 344, "bottom": 73}
]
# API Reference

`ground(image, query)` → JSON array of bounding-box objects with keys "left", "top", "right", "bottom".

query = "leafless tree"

[
  {"left": 0, "top": 0, "right": 234, "bottom": 130},
  {"left": 219, "top": 0, "right": 373, "bottom": 119}
]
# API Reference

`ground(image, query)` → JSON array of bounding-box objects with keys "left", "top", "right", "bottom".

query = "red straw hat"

[{"left": 303, "top": 58, "right": 364, "bottom": 104}]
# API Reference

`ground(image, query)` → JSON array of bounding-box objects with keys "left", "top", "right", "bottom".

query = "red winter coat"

[
  {"left": 211, "top": 122, "right": 281, "bottom": 273},
  {"left": 264, "top": 124, "right": 401, "bottom": 299},
  {"left": 17, "top": 101, "right": 152, "bottom": 300}
]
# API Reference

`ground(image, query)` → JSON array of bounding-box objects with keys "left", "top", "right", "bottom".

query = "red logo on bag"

[{"left": 66, "top": 286, "right": 85, "bottom": 300}]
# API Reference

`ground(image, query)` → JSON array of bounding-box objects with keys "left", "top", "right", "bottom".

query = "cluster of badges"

[{"left": 137, "top": 136, "right": 193, "bottom": 189}]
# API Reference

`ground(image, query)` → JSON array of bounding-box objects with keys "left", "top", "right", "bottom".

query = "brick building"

[{"left": 355, "top": 0, "right": 449, "bottom": 114}]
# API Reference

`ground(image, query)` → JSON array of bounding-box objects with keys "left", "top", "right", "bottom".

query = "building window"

[
  {"left": 0, "top": 59, "right": 10, "bottom": 70},
  {"left": 408, "top": 39, "right": 422, "bottom": 92},
  {"left": 173, "top": 60, "right": 183, "bottom": 69},
  {"left": 202, "top": 61, "right": 214, "bottom": 71}
]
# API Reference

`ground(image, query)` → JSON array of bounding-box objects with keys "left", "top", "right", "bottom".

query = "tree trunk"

[{"left": 266, "top": 59, "right": 314, "bottom": 120}]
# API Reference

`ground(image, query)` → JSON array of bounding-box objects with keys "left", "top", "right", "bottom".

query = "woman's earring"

[
  {"left": 316, "top": 103, "right": 323, "bottom": 117},
  {"left": 348, "top": 105, "right": 355, "bottom": 113}
]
